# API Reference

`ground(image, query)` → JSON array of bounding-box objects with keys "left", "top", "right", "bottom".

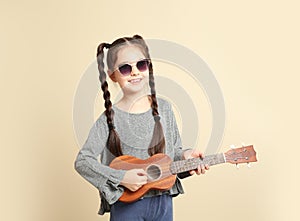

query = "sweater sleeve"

[{"left": 74, "top": 117, "right": 126, "bottom": 204}]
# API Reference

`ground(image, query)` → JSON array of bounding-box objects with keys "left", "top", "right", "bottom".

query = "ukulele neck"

[{"left": 170, "top": 153, "right": 226, "bottom": 174}]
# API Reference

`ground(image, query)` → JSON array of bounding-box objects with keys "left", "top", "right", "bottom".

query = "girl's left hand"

[{"left": 183, "top": 149, "right": 209, "bottom": 175}]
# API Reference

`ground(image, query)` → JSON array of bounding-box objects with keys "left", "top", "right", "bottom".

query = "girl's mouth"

[{"left": 128, "top": 78, "right": 142, "bottom": 84}]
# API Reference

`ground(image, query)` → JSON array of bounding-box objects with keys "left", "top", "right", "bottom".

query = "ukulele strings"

[{"left": 137, "top": 161, "right": 202, "bottom": 177}]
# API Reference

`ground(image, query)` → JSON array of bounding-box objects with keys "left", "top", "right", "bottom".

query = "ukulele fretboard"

[{"left": 170, "top": 153, "right": 226, "bottom": 174}]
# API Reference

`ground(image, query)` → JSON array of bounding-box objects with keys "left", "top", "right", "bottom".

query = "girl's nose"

[{"left": 130, "top": 66, "right": 140, "bottom": 76}]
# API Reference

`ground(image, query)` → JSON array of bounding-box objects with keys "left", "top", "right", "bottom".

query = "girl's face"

[{"left": 108, "top": 45, "right": 149, "bottom": 95}]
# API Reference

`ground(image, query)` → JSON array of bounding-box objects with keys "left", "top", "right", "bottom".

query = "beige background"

[{"left": 1, "top": 0, "right": 299, "bottom": 220}]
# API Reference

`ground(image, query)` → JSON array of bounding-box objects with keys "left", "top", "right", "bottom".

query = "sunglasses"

[{"left": 114, "top": 59, "right": 150, "bottom": 76}]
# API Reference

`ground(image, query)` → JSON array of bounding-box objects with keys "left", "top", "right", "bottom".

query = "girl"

[{"left": 74, "top": 34, "right": 209, "bottom": 221}]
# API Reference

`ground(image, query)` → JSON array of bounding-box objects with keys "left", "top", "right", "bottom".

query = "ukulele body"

[{"left": 110, "top": 153, "right": 176, "bottom": 203}]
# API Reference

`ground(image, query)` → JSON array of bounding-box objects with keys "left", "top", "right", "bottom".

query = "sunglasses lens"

[
  {"left": 118, "top": 64, "right": 132, "bottom": 75},
  {"left": 137, "top": 60, "right": 149, "bottom": 72}
]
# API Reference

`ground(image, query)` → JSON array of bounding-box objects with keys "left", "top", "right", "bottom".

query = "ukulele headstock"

[{"left": 224, "top": 145, "right": 257, "bottom": 166}]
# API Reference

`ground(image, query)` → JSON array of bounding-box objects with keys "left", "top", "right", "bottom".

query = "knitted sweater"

[{"left": 75, "top": 98, "right": 186, "bottom": 215}]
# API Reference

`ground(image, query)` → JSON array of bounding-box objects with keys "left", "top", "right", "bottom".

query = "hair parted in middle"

[{"left": 96, "top": 34, "right": 165, "bottom": 157}]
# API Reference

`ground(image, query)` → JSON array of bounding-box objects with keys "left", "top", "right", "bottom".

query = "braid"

[
  {"left": 96, "top": 43, "right": 123, "bottom": 157},
  {"left": 148, "top": 63, "right": 158, "bottom": 115}
]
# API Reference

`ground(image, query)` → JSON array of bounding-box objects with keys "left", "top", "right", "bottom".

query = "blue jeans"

[{"left": 110, "top": 194, "right": 173, "bottom": 221}]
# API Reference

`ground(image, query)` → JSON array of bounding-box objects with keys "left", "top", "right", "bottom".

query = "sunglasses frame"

[{"left": 113, "top": 58, "right": 151, "bottom": 76}]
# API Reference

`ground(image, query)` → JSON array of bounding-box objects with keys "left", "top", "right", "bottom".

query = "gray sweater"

[{"left": 74, "top": 98, "right": 186, "bottom": 215}]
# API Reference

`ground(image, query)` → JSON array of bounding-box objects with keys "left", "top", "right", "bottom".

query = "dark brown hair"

[{"left": 96, "top": 35, "right": 165, "bottom": 157}]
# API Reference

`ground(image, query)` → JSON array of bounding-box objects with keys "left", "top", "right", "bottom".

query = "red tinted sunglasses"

[{"left": 114, "top": 59, "right": 150, "bottom": 76}]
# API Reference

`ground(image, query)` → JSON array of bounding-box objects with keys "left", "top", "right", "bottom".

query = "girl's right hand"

[{"left": 120, "top": 169, "right": 148, "bottom": 192}]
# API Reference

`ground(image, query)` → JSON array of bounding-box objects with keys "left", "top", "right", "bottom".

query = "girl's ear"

[{"left": 108, "top": 69, "right": 117, "bottom": 82}]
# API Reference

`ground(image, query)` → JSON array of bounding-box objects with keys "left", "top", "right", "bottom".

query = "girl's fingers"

[
  {"left": 184, "top": 149, "right": 209, "bottom": 175},
  {"left": 136, "top": 169, "right": 147, "bottom": 176},
  {"left": 141, "top": 178, "right": 148, "bottom": 184},
  {"left": 189, "top": 170, "right": 195, "bottom": 175},
  {"left": 205, "top": 164, "right": 209, "bottom": 170},
  {"left": 195, "top": 164, "right": 207, "bottom": 175},
  {"left": 201, "top": 164, "right": 206, "bottom": 174},
  {"left": 196, "top": 165, "right": 200, "bottom": 175}
]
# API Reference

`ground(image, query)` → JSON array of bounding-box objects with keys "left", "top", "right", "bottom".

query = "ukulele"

[{"left": 110, "top": 145, "right": 257, "bottom": 203}]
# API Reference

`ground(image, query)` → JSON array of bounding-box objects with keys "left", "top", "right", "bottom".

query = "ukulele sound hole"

[{"left": 146, "top": 164, "right": 161, "bottom": 181}]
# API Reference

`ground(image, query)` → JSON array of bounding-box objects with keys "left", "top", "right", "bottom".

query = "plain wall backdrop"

[{"left": 1, "top": 0, "right": 299, "bottom": 220}]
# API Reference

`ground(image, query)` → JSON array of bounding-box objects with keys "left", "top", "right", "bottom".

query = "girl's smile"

[{"left": 128, "top": 77, "right": 143, "bottom": 84}]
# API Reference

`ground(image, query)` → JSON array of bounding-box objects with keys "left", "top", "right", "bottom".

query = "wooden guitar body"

[{"left": 110, "top": 153, "right": 176, "bottom": 203}]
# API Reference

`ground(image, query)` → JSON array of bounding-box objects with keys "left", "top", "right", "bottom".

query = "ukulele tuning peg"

[
  {"left": 230, "top": 144, "right": 236, "bottom": 149},
  {"left": 236, "top": 164, "right": 239, "bottom": 169},
  {"left": 247, "top": 163, "right": 251, "bottom": 168}
]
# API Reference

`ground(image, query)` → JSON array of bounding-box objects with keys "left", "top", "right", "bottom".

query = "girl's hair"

[{"left": 96, "top": 35, "right": 165, "bottom": 157}]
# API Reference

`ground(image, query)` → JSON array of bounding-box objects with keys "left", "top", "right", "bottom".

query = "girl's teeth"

[{"left": 130, "top": 79, "right": 141, "bottom": 83}]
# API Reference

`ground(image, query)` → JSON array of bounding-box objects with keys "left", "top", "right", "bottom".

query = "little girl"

[{"left": 74, "top": 34, "right": 209, "bottom": 221}]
